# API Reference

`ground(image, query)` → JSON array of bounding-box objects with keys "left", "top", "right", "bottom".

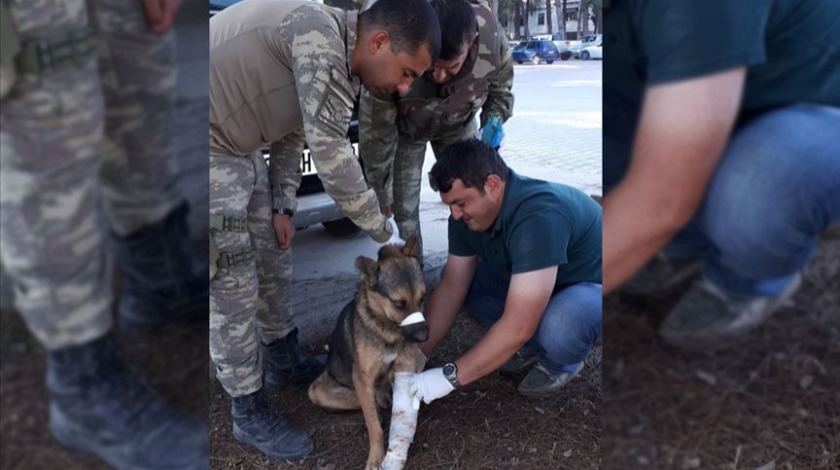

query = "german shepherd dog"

[{"left": 308, "top": 236, "right": 428, "bottom": 469}]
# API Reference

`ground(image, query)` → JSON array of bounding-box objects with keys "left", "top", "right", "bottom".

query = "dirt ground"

[
  {"left": 602, "top": 237, "right": 840, "bottom": 469},
  {"left": 209, "top": 315, "right": 602, "bottom": 470}
]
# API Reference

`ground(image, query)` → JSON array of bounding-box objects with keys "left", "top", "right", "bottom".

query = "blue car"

[
  {"left": 209, "top": 0, "right": 239, "bottom": 15},
  {"left": 511, "top": 39, "right": 560, "bottom": 65}
]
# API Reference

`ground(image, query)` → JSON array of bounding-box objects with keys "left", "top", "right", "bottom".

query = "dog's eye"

[{"left": 392, "top": 300, "right": 406, "bottom": 309}]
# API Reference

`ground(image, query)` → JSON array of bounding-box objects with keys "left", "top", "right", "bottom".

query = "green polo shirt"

[
  {"left": 448, "top": 170, "right": 602, "bottom": 289},
  {"left": 604, "top": 0, "right": 840, "bottom": 147}
]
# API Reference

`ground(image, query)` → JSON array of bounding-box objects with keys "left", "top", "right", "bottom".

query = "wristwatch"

[
  {"left": 442, "top": 362, "right": 460, "bottom": 389},
  {"left": 272, "top": 208, "right": 294, "bottom": 217}
]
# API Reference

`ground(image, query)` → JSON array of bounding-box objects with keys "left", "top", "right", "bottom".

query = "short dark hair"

[
  {"left": 430, "top": 0, "right": 477, "bottom": 60},
  {"left": 359, "top": 0, "right": 442, "bottom": 63},
  {"left": 429, "top": 138, "right": 509, "bottom": 194}
]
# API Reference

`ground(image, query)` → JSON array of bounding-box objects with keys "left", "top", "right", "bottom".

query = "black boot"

[
  {"left": 112, "top": 202, "right": 208, "bottom": 332},
  {"left": 231, "top": 389, "right": 313, "bottom": 461},
  {"left": 47, "top": 333, "right": 208, "bottom": 469},
  {"left": 262, "top": 328, "right": 326, "bottom": 388}
]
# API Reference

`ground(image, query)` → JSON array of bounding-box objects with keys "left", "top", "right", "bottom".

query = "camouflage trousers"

[
  {"left": 0, "top": 0, "right": 179, "bottom": 350},
  {"left": 210, "top": 152, "right": 296, "bottom": 398},
  {"left": 391, "top": 123, "right": 477, "bottom": 261}
]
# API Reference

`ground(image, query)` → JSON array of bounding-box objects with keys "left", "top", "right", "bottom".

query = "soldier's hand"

[
  {"left": 380, "top": 205, "right": 393, "bottom": 217},
  {"left": 143, "top": 0, "right": 180, "bottom": 34},
  {"left": 385, "top": 216, "right": 406, "bottom": 247},
  {"left": 479, "top": 113, "right": 505, "bottom": 149},
  {"left": 272, "top": 213, "right": 295, "bottom": 250}
]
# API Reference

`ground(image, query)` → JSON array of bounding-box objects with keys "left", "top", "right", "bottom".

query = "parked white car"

[
  {"left": 570, "top": 34, "right": 602, "bottom": 58},
  {"left": 578, "top": 42, "right": 603, "bottom": 60}
]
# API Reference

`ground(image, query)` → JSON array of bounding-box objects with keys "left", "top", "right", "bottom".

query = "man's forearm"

[
  {"left": 269, "top": 135, "right": 304, "bottom": 211},
  {"left": 419, "top": 283, "right": 463, "bottom": 358},
  {"left": 602, "top": 179, "right": 684, "bottom": 293},
  {"left": 454, "top": 321, "right": 526, "bottom": 386},
  {"left": 603, "top": 69, "right": 746, "bottom": 294}
]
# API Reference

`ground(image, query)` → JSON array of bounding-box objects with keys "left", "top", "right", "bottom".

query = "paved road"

[{"left": 292, "top": 60, "right": 603, "bottom": 343}]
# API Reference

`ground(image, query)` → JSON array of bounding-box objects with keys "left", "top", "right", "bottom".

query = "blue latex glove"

[{"left": 480, "top": 114, "right": 504, "bottom": 149}]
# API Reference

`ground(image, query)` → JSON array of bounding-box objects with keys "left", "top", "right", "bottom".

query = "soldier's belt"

[
  {"left": 210, "top": 214, "right": 248, "bottom": 232},
  {"left": 16, "top": 27, "right": 96, "bottom": 75},
  {"left": 216, "top": 248, "right": 254, "bottom": 269}
]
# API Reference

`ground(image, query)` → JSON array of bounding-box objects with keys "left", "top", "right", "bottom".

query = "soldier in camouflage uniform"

[
  {"left": 209, "top": 0, "right": 440, "bottom": 461},
  {"left": 360, "top": 0, "right": 514, "bottom": 260},
  {"left": 0, "top": 0, "right": 208, "bottom": 469}
]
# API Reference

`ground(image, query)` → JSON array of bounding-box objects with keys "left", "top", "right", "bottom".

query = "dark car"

[
  {"left": 511, "top": 39, "right": 560, "bottom": 65},
  {"left": 210, "top": 0, "right": 362, "bottom": 237}
]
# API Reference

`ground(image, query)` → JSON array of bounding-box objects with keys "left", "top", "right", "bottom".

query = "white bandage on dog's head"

[{"left": 399, "top": 311, "right": 426, "bottom": 327}]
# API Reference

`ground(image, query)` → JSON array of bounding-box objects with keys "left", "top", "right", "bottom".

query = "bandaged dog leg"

[{"left": 380, "top": 372, "right": 420, "bottom": 470}]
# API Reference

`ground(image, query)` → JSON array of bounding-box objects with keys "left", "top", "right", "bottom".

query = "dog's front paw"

[
  {"left": 365, "top": 448, "right": 386, "bottom": 470},
  {"left": 364, "top": 459, "right": 384, "bottom": 470},
  {"left": 380, "top": 451, "right": 407, "bottom": 470}
]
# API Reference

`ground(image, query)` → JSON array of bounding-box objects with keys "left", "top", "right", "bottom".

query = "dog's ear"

[
  {"left": 355, "top": 256, "right": 378, "bottom": 284},
  {"left": 401, "top": 235, "right": 418, "bottom": 259}
]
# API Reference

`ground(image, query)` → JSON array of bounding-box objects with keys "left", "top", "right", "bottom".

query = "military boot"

[
  {"left": 262, "top": 328, "right": 326, "bottom": 388},
  {"left": 112, "top": 202, "right": 208, "bottom": 332},
  {"left": 47, "top": 333, "right": 208, "bottom": 469},
  {"left": 231, "top": 389, "right": 313, "bottom": 461}
]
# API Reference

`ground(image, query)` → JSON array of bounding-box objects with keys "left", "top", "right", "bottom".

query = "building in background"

[{"left": 494, "top": 0, "right": 600, "bottom": 40}]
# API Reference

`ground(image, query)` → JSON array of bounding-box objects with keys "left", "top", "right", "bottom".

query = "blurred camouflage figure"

[
  {"left": 360, "top": 0, "right": 514, "bottom": 260},
  {"left": 0, "top": 0, "right": 208, "bottom": 468},
  {"left": 209, "top": 0, "right": 440, "bottom": 461}
]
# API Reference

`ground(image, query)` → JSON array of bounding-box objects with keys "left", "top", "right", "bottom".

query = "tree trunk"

[
  {"left": 514, "top": 1, "right": 522, "bottom": 39},
  {"left": 557, "top": 0, "right": 566, "bottom": 38},
  {"left": 545, "top": 0, "right": 552, "bottom": 34},
  {"left": 582, "top": 1, "right": 590, "bottom": 35},
  {"left": 524, "top": 1, "right": 531, "bottom": 39},
  {"left": 593, "top": 6, "right": 602, "bottom": 33},
  {"left": 489, "top": 0, "right": 500, "bottom": 19}
]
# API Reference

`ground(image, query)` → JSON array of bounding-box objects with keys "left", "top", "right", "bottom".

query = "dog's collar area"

[{"left": 399, "top": 311, "right": 426, "bottom": 326}]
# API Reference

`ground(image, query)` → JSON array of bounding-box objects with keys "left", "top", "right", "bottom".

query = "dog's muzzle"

[{"left": 399, "top": 311, "right": 428, "bottom": 343}]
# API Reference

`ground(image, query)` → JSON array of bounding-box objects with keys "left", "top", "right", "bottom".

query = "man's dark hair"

[
  {"left": 359, "top": 0, "right": 442, "bottom": 63},
  {"left": 429, "top": 138, "right": 509, "bottom": 195},
  {"left": 430, "top": 0, "right": 478, "bottom": 60}
]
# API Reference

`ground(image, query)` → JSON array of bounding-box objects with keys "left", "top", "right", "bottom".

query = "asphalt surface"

[{"left": 291, "top": 60, "right": 603, "bottom": 344}]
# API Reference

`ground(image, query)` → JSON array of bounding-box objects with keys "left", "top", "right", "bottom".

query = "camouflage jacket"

[
  {"left": 359, "top": 0, "right": 514, "bottom": 205},
  {"left": 209, "top": 0, "right": 389, "bottom": 242}
]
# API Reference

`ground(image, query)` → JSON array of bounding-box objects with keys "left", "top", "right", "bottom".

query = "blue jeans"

[
  {"left": 606, "top": 104, "right": 840, "bottom": 297},
  {"left": 462, "top": 263, "right": 603, "bottom": 375}
]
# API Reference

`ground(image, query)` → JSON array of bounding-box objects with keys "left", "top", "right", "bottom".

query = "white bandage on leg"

[{"left": 380, "top": 372, "right": 420, "bottom": 470}]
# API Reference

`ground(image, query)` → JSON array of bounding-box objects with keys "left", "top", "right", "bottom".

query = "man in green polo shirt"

[{"left": 407, "top": 139, "right": 602, "bottom": 400}]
